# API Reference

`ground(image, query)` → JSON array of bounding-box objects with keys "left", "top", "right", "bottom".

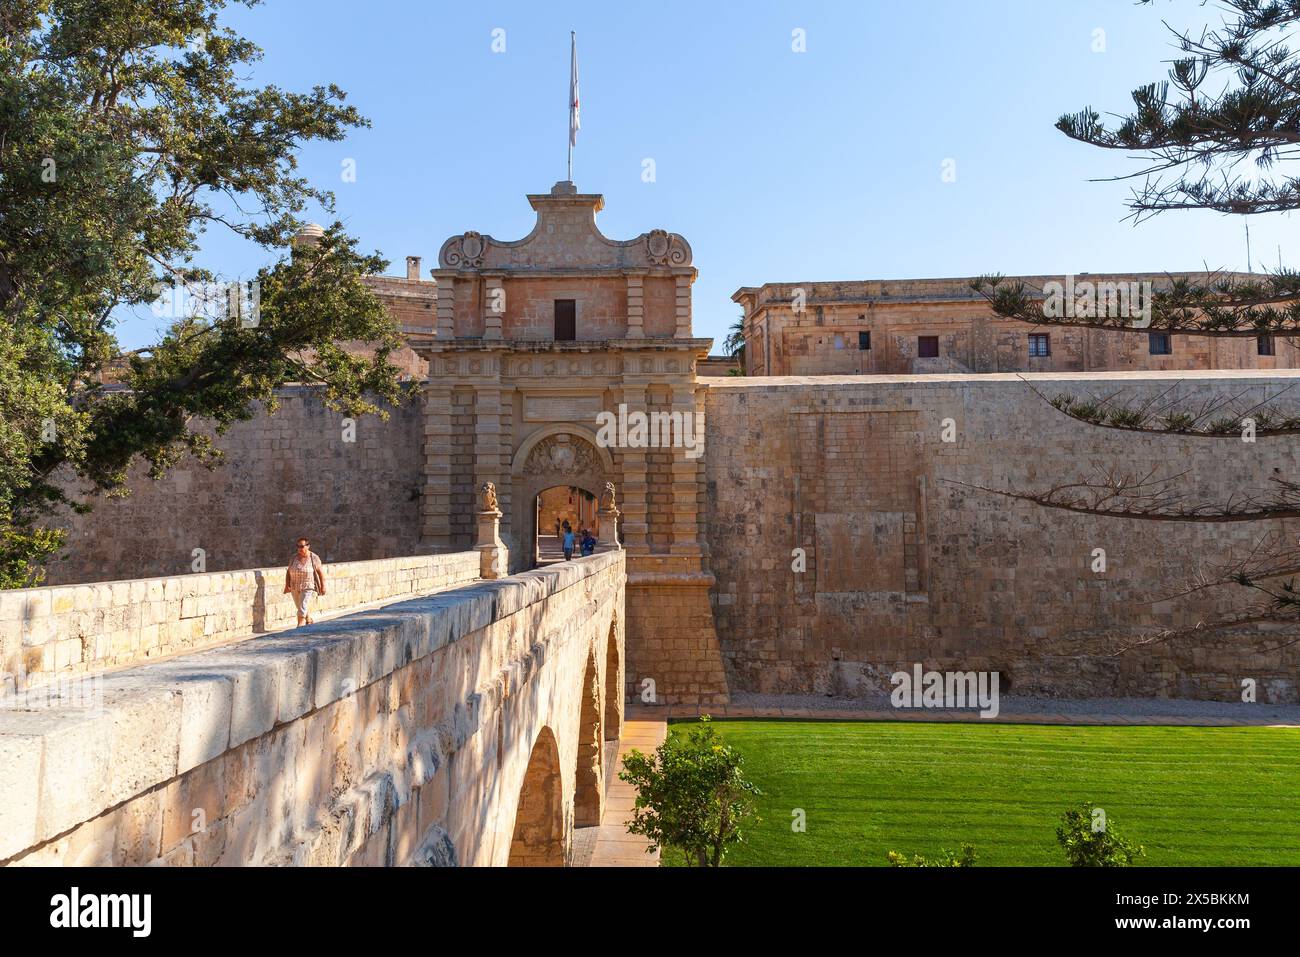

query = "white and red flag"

[{"left": 569, "top": 32, "right": 580, "bottom": 150}]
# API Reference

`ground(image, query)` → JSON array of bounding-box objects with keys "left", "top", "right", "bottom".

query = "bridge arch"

[
  {"left": 604, "top": 615, "right": 623, "bottom": 741},
  {"left": 573, "top": 647, "right": 604, "bottom": 827},
  {"left": 507, "top": 726, "right": 565, "bottom": 866}
]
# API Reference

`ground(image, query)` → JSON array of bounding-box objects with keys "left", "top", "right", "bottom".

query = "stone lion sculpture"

[
  {"left": 480, "top": 481, "right": 499, "bottom": 512},
  {"left": 600, "top": 481, "right": 617, "bottom": 512}
]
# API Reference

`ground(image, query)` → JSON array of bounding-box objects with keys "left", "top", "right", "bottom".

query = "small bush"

[
  {"left": 1106, "top": 408, "right": 1146, "bottom": 428},
  {"left": 886, "top": 843, "right": 977, "bottom": 867},
  {"left": 619, "top": 716, "right": 761, "bottom": 867},
  {"left": 1056, "top": 802, "right": 1144, "bottom": 867}
]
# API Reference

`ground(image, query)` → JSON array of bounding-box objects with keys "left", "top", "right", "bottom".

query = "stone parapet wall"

[
  {"left": 0, "top": 551, "right": 625, "bottom": 866},
  {"left": 1, "top": 553, "right": 481, "bottom": 690},
  {"left": 701, "top": 371, "right": 1300, "bottom": 703}
]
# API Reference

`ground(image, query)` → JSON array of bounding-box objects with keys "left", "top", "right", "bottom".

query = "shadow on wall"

[{"left": 253, "top": 571, "right": 268, "bottom": 633}]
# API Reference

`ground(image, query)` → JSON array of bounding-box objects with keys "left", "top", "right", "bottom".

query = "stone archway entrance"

[
  {"left": 512, "top": 426, "right": 614, "bottom": 569},
  {"left": 535, "top": 485, "right": 602, "bottom": 564}
]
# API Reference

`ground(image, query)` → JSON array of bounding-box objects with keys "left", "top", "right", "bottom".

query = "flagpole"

[{"left": 567, "top": 31, "right": 575, "bottom": 182}]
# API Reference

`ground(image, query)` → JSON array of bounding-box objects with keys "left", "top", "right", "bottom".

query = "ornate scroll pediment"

[
  {"left": 440, "top": 230, "right": 486, "bottom": 268},
  {"left": 644, "top": 228, "right": 690, "bottom": 266},
  {"left": 435, "top": 184, "right": 693, "bottom": 271}
]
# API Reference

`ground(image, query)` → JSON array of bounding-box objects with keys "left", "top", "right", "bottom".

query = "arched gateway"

[{"left": 513, "top": 426, "right": 612, "bottom": 565}]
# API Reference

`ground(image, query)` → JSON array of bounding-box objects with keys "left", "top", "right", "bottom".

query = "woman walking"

[{"left": 284, "top": 537, "right": 326, "bottom": 626}]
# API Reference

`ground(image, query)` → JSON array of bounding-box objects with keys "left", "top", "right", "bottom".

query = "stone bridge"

[{"left": 0, "top": 551, "right": 625, "bottom": 867}]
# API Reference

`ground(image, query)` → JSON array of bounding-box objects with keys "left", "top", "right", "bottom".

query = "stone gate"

[{"left": 374, "top": 181, "right": 729, "bottom": 704}]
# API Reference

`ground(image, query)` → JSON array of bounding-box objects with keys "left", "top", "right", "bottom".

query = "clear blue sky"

[{"left": 119, "top": 0, "right": 1299, "bottom": 350}]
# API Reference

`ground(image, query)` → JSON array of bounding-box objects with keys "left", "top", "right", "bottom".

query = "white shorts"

[{"left": 293, "top": 589, "right": 316, "bottom": 617}]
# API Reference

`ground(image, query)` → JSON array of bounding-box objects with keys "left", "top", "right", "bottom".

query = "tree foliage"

[
  {"left": 1060, "top": 0, "right": 1300, "bottom": 220},
  {"left": 964, "top": 1, "right": 1300, "bottom": 645},
  {"left": 723, "top": 315, "right": 746, "bottom": 373},
  {"left": 0, "top": 0, "right": 401, "bottom": 586},
  {"left": 618, "top": 716, "right": 761, "bottom": 867},
  {"left": 972, "top": 270, "right": 1300, "bottom": 336},
  {"left": 886, "top": 843, "right": 978, "bottom": 867},
  {"left": 1056, "top": 803, "right": 1145, "bottom": 867},
  {"left": 974, "top": 2, "right": 1300, "bottom": 335}
]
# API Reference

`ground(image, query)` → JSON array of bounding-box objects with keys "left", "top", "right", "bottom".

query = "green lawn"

[{"left": 658, "top": 719, "right": 1300, "bottom": 867}]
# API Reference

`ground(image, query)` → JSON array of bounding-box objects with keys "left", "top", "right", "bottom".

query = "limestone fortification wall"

[
  {"left": 1, "top": 552, "right": 480, "bottom": 691},
  {"left": 45, "top": 385, "right": 426, "bottom": 586},
  {"left": 701, "top": 371, "right": 1300, "bottom": 703},
  {"left": 0, "top": 551, "right": 625, "bottom": 866},
  {"left": 32, "top": 369, "right": 1300, "bottom": 709}
]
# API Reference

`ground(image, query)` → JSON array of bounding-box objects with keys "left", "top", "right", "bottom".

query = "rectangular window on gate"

[
  {"left": 1259, "top": 335, "right": 1276, "bottom": 356},
  {"left": 918, "top": 335, "right": 939, "bottom": 358},
  {"left": 1028, "top": 333, "right": 1050, "bottom": 357},
  {"left": 858, "top": 331, "right": 871, "bottom": 350},
  {"left": 555, "top": 299, "right": 576, "bottom": 341},
  {"left": 1148, "top": 332, "right": 1172, "bottom": 355}
]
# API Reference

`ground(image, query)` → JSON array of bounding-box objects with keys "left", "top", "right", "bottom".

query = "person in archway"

[
  {"left": 580, "top": 527, "right": 596, "bottom": 557},
  {"left": 284, "top": 537, "right": 326, "bottom": 626},
  {"left": 562, "top": 524, "right": 576, "bottom": 561}
]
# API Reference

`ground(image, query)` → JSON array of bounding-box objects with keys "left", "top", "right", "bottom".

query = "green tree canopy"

[
  {"left": 0, "top": 0, "right": 402, "bottom": 587},
  {"left": 976, "top": 0, "right": 1300, "bottom": 338},
  {"left": 619, "top": 716, "right": 761, "bottom": 867},
  {"left": 967, "top": 0, "right": 1300, "bottom": 645}
]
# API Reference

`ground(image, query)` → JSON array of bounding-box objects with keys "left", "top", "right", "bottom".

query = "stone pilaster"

[
  {"left": 626, "top": 273, "right": 645, "bottom": 339},
  {"left": 483, "top": 274, "right": 504, "bottom": 340},
  {"left": 498, "top": 386, "right": 514, "bottom": 555},
  {"left": 673, "top": 273, "right": 692, "bottom": 338},
  {"left": 435, "top": 276, "right": 456, "bottom": 338},
  {"left": 669, "top": 381, "right": 703, "bottom": 555},
  {"left": 618, "top": 381, "right": 650, "bottom": 554},
  {"left": 474, "top": 381, "right": 502, "bottom": 511},
  {"left": 421, "top": 383, "right": 453, "bottom": 549},
  {"left": 625, "top": 572, "right": 730, "bottom": 706}
]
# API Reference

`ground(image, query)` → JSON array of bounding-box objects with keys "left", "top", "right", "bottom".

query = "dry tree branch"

[
  {"left": 1017, "top": 376, "right": 1300, "bottom": 437},
  {"left": 947, "top": 469, "right": 1300, "bottom": 522},
  {"left": 1107, "top": 611, "right": 1300, "bottom": 656}
]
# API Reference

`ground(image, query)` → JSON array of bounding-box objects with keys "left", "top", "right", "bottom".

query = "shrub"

[
  {"left": 1056, "top": 802, "right": 1145, "bottom": 866},
  {"left": 618, "top": 715, "right": 761, "bottom": 867},
  {"left": 886, "top": 843, "right": 978, "bottom": 867}
]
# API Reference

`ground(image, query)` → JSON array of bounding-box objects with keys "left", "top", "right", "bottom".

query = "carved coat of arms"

[{"left": 523, "top": 433, "right": 597, "bottom": 476}]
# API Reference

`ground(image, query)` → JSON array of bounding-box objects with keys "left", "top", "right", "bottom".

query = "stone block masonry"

[
  {"left": 0, "top": 551, "right": 625, "bottom": 866},
  {"left": 0, "top": 552, "right": 480, "bottom": 691},
  {"left": 701, "top": 371, "right": 1300, "bottom": 703},
  {"left": 626, "top": 567, "right": 729, "bottom": 707},
  {"left": 734, "top": 275, "right": 1300, "bottom": 376},
  {"left": 45, "top": 385, "right": 426, "bottom": 585}
]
